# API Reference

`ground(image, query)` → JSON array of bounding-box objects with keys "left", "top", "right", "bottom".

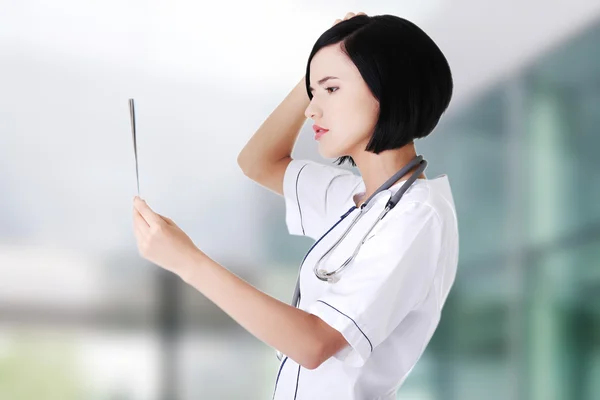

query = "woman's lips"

[
  {"left": 313, "top": 124, "right": 329, "bottom": 140},
  {"left": 315, "top": 130, "right": 328, "bottom": 140}
]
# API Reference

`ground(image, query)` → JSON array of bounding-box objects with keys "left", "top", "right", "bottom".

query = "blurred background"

[{"left": 1, "top": 0, "right": 599, "bottom": 399}]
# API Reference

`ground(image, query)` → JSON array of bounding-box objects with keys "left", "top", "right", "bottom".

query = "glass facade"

[{"left": 395, "top": 19, "right": 600, "bottom": 400}]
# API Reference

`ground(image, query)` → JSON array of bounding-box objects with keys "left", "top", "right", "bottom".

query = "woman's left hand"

[{"left": 132, "top": 196, "right": 205, "bottom": 277}]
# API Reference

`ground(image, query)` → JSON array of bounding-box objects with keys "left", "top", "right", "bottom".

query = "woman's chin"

[
  {"left": 317, "top": 140, "right": 346, "bottom": 160},
  {"left": 318, "top": 146, "right": 341, "bottom": 160}
]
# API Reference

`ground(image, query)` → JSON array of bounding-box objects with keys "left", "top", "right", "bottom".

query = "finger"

[
  {"left": 133, "top": 207, "right": 149, "bottom": 229},
  {"left": 133, "top": 209, "right": 149, "bottom": 245},
  {"left": 343, "top": 12, "right": 355, "bottom": 20},
  {"left": 160, "top": 215, "right": 175, "bottom": 226},
  {"left": 333, "top": 18, "right": 342, "bottom": 25},
  {"left": 133, "top": 197, "right": 162, "bottom": 226},
  {"left": 133, "top": 211, "right": 145, "bottom": 242},
  {"left": 356, "top": 12, "right": 366, "bottom": 16}
]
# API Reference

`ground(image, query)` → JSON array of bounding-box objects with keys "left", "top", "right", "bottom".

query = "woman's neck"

[{"left": 352, "top": 143, "right": 426, "bottom": 208}]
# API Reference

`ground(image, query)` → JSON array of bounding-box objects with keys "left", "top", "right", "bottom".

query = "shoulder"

[
  {"left": 389, "top": 177, "right": 455, "bottom": 227},
  {"left": 370, "top": 178, "right": 456, "bottom": 242}
]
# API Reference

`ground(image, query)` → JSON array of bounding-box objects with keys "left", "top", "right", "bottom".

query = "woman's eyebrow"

[{"left": 309, "top": 76, "right": 339, "bottom": 91}]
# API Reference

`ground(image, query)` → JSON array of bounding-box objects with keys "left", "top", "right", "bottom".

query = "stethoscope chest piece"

[{"left": 312, "top": 155, "right": 426, "bottom": 282}]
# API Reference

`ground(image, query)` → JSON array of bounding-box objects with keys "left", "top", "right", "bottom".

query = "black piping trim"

[
  {"left": 272, "top": 356, "right": 288, "bottom": 399},
  {"left": 295, "top": 164, "right": 309, "bottom": 236},
  {"left": 316, "top": 300, "right": 373, "bottom": 353},
  {"left": 293, "top": 365, "right": 301, "bottom": 399},
  {"left": 270, "top": 358, "right": 302, "bottom": 400}
]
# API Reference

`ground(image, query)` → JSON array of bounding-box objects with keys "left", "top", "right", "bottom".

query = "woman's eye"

[{"left": 325, "top": 87, "right": 338, "bottom": 94}]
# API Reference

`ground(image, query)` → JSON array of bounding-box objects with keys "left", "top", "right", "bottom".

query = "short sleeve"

[
  {"left": 307, "top": 202, "right": 443, "bottom": 367},
  {"left": 283, "top": 159, "right": 362, "bottom": 240}
]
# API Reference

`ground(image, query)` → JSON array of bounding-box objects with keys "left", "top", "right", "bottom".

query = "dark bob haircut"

[{"left": 305, "top": 14, "right": 453, "bottom": 167}]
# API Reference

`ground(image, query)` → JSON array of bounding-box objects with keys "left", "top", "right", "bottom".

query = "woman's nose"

[{"left": 304, "top": 101, "right": 322, "bottom": 119}]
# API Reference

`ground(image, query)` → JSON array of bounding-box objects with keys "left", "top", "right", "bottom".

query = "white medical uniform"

[{"left": 272, "top": 159, "right": 459, "bottom": 400}]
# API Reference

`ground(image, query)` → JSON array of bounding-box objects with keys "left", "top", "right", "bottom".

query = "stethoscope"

[{"left": 276, "top": 155, "right": 427, "bottom": 361}]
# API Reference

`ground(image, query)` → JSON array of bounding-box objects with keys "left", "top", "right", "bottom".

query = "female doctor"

[{"left": 133, "top": 12, "right": 459, "bottom": 400}]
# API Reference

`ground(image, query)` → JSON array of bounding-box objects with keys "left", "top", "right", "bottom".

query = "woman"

[{"left": 133, "top": 12, "right": 458, "bottom": 400}]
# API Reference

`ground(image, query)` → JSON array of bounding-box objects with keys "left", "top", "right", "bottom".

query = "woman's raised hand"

[{"left": 333, "top": 11, "right": 367, "bottom": 27}]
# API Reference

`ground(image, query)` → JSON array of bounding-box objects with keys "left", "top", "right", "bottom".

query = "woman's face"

[{"left": 305, "top": 43, "right": 380, "bottom": 160}]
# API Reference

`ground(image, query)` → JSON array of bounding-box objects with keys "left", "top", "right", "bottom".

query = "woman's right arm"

[
  {"left": 237, "top": 12, "right": 365, "bottom": 196},
  {"left": 237, "top": 76, "right": 310, "bottom": 196}
]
